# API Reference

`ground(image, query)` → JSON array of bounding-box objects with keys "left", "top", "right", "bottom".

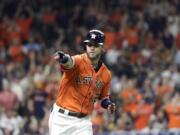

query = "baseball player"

[{"left": 49, "top": 29, "right": 116, "bottom": 135}]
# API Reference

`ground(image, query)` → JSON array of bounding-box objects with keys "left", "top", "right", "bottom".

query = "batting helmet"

[{"left": 84, "top": 29, "right": 105, "bottom": 46}]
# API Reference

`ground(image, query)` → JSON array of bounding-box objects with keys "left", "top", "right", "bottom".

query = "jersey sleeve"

[
  {"left": 99, "top": 70, "right": 112, "bottom": 99},
  {"left": 60, "top": 55, "right": 81, "bottom": 73}
]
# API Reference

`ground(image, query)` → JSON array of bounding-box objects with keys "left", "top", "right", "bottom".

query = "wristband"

[
  {"left": 101, "top": 98, "right": 112, "bottom": 109},
  {"left": 60, "top": 55, "right": 68, "bottom": 63}
]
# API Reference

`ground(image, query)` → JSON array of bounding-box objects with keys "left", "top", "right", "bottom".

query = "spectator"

[
  {"left": 165, "top": 92, "right": 180, "bottom": 130},
  {"left": 150, "top": 109, "right": 168, "bottom": 132},
  {"left": 131, "top": 99, "right": 154, "bottom": 130},
  {"left": 8, "top": 38, "right": 26, "bottom": 63},
  {"left": 0, "top": 80, "right": 18, "bottom": 111}
]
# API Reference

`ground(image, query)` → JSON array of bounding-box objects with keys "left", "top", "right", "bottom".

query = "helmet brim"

[{"left": 84, "top": 40, "right": 104, "bottom": 46}]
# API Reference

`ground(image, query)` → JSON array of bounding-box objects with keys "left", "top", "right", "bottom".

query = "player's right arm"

[{"left": 53, "top": 51, "right": 75, "bottom": 70}]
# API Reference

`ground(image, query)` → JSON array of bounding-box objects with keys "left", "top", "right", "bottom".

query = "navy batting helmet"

[{"left": 84, "top": 29, "right": 105, "bottom": 46}]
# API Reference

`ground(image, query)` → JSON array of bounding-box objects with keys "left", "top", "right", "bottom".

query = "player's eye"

[{"left": 87, "top": 43, "right": 99, "bottom": 48}]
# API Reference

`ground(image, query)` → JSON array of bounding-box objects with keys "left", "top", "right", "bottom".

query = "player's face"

[{"left": 86, "top": 43, "right": 103, "bottom": 60}]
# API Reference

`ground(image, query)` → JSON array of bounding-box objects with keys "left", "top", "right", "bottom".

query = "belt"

[{"left": 58, "top": 108, "right": 87, "bottom": 118}]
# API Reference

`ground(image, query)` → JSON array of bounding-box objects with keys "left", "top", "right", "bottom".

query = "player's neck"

[
  {"left": 86, "top": 53, "right": 101, "bottom": 69},
  {"left": 91, "top": 61, "right": 98, "bottom": 68},
  {"left": 90, "top": 58, "right": 100, "bottom": 69}
]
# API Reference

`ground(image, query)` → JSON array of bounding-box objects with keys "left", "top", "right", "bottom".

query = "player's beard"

[{"left": 86, "top": 51, "right": 102, "bottom": 61}]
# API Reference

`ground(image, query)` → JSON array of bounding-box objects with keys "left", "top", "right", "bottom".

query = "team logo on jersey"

[
  {"left": 95, "top": 80, "right": 103, "bottom": 90},
  {"left": 76, "top": 75, "right": 92, "bottom": 85},
  {"left": 75, "top": 75, "right": 104, "bottom": 90}
]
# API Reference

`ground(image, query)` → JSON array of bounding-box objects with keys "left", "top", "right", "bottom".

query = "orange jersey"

[
  {"left": 165, "top": 104, "right": 180, "bottom": 128},
  {"left": 56, "top": 53, "right": 111, "bottom": 114}
]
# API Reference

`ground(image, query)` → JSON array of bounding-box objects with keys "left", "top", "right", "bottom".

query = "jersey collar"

[{"left": 82, "top": 53, "right": 103, "bottom": 72}]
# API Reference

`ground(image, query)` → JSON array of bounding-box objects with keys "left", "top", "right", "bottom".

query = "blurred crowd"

[{"left": 0, "top": 0, "right": 180, "bottom": 135}]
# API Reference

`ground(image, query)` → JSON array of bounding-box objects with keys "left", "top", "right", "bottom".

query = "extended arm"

[{"left": 54, "top": 51, "right": 74, "bottom": 69}]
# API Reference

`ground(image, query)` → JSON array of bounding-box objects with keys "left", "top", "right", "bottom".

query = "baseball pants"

[{"left": 49, "top": 103, "right": 93, "bottom": 135}]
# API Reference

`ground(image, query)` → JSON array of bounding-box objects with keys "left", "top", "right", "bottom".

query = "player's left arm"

[{"left": 100, "top": 73, "right": 116, "bottom": 114}]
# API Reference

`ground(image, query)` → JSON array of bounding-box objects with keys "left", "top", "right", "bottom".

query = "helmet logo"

[{"left": 91, "top": 34, "right": 96, "bottom": 39}]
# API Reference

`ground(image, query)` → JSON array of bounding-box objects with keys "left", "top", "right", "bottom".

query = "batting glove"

[{"left": 55, "top": 51, "right": 68, "bottom": 64}]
